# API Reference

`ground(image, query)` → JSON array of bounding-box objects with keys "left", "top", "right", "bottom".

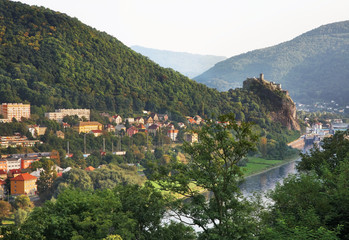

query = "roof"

[
  {"left": 78, "top": 121, "right": 102, "bottom": 126},
  {"left": 0, "top": 179, "right": 5, "bottom": 185},
  {"left": 85, "top": 166, "right": 95, "bottom": 171},
  {"left": 9, "top": 169, "right": 21, "bottom": 174},
  {"left": 91, "top": 130, "right": 103, "bottom": 133},
  {"left": 11, "top": 173, "right": 37, "bottom": 181},
  {"left": 0, "top": 169, "right": 7, "bottom": 174},
  {"left": 148, "top": 124, "right": 159, "bottom": 130}
]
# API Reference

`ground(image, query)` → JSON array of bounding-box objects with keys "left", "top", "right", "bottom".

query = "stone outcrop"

[{"left": 243, "top": 74, "right": 300, "bottom": 131}]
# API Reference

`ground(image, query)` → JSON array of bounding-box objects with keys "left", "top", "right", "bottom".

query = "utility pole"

[
  {"left": 103, "top": 138, "right": 105, "bottom": 152},
  {"left": 67, "top": 141, "right": 69, "bottom": 155},
  {"left": 84, "top": 133, "right": 86, "bottom": 154},
  {"left": 111, "top": 140, "right": 114, "bottom": 153}
]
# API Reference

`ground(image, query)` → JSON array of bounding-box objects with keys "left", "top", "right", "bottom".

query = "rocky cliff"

[{"left": 243, "top": 74, "right": 300, "bottom": 131}]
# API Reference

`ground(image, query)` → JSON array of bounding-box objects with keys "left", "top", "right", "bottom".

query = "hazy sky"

[{"left": 15, "top": 0, "right": 349, "bottom": 57}]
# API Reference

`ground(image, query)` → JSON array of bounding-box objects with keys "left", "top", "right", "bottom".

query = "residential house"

[
  {"left": 21, "top": 157, "right": 40, "bottom": 170},
  {"left": 134, "top": 117, "right": 145, "bottom": 125},
  {"left": 105, "top": 124, "right": 116, "bottom": 133},
  {"left": 187, "top": 118, "right": 196, "bottom": 124},
  {"left": 27, "top": 125, "right": 47, "bottom": 138},
  {"left": 45, "top": 109, "right": 90, "bottom": 123},
  {"left": 158, "top": 114, "right": 169, "bottom": 122},
  {"left": 150, "top": 113, "right": 159, "bottom": 122},
  {"left": 10, "top": 173, "right": 37, "bottom": 195},
  {"left": 115, "top": 124, "right": 126, "bottom": 133},
  {"left": 73, "top": 121, "right": 103, "bottom": 133},
  {"left": 127, "top": 126, "right": 138, "bottom": 137},
  {"left": 62, "top": 122, "right": 71, "bottom": 128},
  {"left": 112, "top": 115, "right": 123, "bottom": 125},
  {"left": 56, "top": 130, "right": 65, "bottom": 139},
  {"left": 178, "top": 122, "right": 186, "bottom": 129},
  {"left": 126, "top": 118, "right": 135, "bottom": 124},
  {"left": 167, "top": 129, "right": 179, "bottom": 141},
  {"left": 85, "top": 166, "right": 95, "bottom": 172},
  {"left": 148, "top": 124, "right": 160, "bottom": 135},
  {"left": 194, "top": 115, "right": 202, "bottom": 124},
  {"left": 184, "top": 132, "right": 198, "bottom": 143},
  {"left": 90, "top": 130, "right": 103, "bottom": 137},
  {"left": 145, "top": 116, "right": 154, "bottom": 125}
]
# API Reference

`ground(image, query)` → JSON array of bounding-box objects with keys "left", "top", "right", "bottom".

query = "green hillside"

[
  {"left": 0, "top": 0, "right": 300, "bottom": 152},
  {"left": 194, "top": 21, "right": 349, "bottom": 105}
]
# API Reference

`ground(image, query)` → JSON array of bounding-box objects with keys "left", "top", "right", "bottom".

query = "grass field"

[{"left": 241, "top": 157, "right": 288, "bottom": 176}]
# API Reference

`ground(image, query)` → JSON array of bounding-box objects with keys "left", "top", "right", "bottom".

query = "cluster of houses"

[
  {"left": 304, "top": 118, "right": 349, "bottom": 145},
  {"left": 0, "top": 152, "right": 52, "bottom": 198}
]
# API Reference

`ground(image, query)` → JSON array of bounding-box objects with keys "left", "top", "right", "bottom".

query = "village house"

[
  {"left": 187, "top": 117, "right": 196, "bottom": 124},
  {"left": 73, "top": 121, "right": 103, "bottom": 133},
  {"left": 158, "top": 114, "right": 169, "bottom": 122},
  {"left": 127, "top": 126, "right": 138, "bottom": 137},
  {"left": 0, "top": 159, "right": 7, "bottom": 172},
  {"left": 148, "top": 124, "right": 160, "bottom": 135},
  {"left": 145, "top": 116, "right": 154, "bottom": 125},
  {"left": 178, "top": 122, "right": 186, "bottom": 129},
  {"left": 184, "top": 132, "right": 199, "bottom": 143},
  {"left": 134, "top": 117, "right": 145, "bottom": 125},
  {"left": 27, "top": 125, "right": 47, "bottom": 138},
  {"left": 115, "top": 124, "right": 126, "bottom": 133},
  {"left": 10, "top": 173, "right": 37, "bottom": 196},
  {"left": 150, "top": 113, "right": 159, "bottom": 122},
  {"left": 56, "top": 130, "right": 65, "bottom": 139},
  {"left": 167, "top": 129, "right": 179, "bottom": 141},
  {"left": 105, "top": 124, "right": 116, "bottom": 133},
  {"left": 90, "top": 130, "right": 103, "bottom": 137},
  {"left": 126, "top": 118, "right": 135, "bottom": 124},
  {"left": 8, "top": 169, "right": 21, "bottom": 178},
  {"left": 112, "top": 115, "right": 123, "bottom": 125}
]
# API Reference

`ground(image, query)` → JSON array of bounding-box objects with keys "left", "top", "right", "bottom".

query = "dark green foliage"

[
  {"left": 2, "top": 185, "right": 195, "bottom": 240},
  {"left": 195, "top": 20, "right": 349, "bottom": 105},
  {"left": 152, "top": 114, "right": 261, "bottom": 239},
  {"left": 263, "top": 130, "right": 349, "bottom": 239}
]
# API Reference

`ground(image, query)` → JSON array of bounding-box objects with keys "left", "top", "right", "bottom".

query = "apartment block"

[{"left": 0, "top": 103, "right": 30, "bottom": 122}]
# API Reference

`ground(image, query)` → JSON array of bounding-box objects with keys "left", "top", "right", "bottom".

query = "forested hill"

[
  {"left": 0, "top": 0, "right": 229, "bottom": 118},
  {"left": 0, "top": 0, "right": 298, "bottom": 139},
  {"left": 131, "top": 45, "right": 226, "bottom": 78},
  {"left": 194, "top": 20, "right": 349, "bottom": 105}
]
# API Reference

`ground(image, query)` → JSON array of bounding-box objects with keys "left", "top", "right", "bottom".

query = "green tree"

[
  {"left": 0, "top": 200, "right": 11, "bottom": 224},
  {"left": 14, "top": 208, "right": 28, "bottom": 226},
  {"left": 13, "top": 195, "right": 33, "bottom": 210},
  {"left": 152, "top": 114, "right": 259, "bottom": 239},
  {"left": 37, "top": 158, "right": 58, "bottom": 201}
]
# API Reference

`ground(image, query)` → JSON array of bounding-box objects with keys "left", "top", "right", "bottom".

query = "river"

[{"left": 240, "top": 158, "right": 300, "bottom": 196}]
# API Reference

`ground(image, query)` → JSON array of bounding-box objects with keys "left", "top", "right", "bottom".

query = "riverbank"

[{"left": 242, "top": 154, "right": 300, "bottom": 178}]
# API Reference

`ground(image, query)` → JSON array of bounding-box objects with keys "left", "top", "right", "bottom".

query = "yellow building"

[
  {"left": 73, "top": 121, "right": 103, "bottom": 133},
  {"left": 0, "top": 103, "right": 30, "bottom": 122},
  {"left": 10, "top": 173, "right": 37, "bottom": 195}
]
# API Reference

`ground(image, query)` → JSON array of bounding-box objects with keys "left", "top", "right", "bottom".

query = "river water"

[{"left": 240, "top": 158, "right": 300, "bottom": 196}]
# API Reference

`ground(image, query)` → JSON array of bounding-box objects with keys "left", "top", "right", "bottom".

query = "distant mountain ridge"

[
  {"left": 131, "top": 45, "right": 226, "bottom": 78},
  {"left": 194, "top": 20, "right": 349, "bottom": 105}
]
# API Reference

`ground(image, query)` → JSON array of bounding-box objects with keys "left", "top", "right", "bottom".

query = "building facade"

[
  {"left": 73, "top": 121, "right": 103, "bottom": 133},
  {"left": 10, "top": 173, "right": 37, "bottom": 195},
  {"left": 0, "top": 103, "right": 30, "bottom": 122},
  {"left": 45, "top": 109, "right": 90, "bottom": 122}
]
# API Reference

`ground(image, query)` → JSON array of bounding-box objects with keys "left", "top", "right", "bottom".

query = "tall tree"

[{"left": 152, "top": 114, "right": 260, "bottom": 239}]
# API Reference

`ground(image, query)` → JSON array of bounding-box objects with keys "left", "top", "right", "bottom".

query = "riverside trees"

[{"left": 152, "top": 114, "right": 261, "bottom": 239}]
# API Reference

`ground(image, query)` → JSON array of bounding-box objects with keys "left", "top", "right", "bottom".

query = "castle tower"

[{"left": 260, "top": 73, "right": 264, "bottom": 81}]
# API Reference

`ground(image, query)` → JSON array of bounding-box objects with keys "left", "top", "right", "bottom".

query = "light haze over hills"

[
  {"left": 194, "top": 20, "right": 349, "bottom": 105},
  {"left": 131, "top": 46, "right": 226, "bottom": 78}
]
